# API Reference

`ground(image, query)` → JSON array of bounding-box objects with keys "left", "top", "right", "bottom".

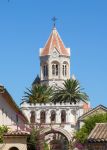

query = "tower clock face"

[{"left": 53, "top": 51, "right": 58, "bottom": 58}]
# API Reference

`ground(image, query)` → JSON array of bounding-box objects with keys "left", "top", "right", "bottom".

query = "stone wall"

[{"left": 0, "top": 136, "right": 27, "bottom": 150}]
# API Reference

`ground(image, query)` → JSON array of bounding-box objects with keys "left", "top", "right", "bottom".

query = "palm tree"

[
  {"left": 24, "top": 84, "right": 53, "bottom": 104},
  {"left": 52, "top": 79, "right": 89, "bottom": 104}
]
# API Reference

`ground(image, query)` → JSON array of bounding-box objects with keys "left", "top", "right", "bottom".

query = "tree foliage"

[
  {"left": 27, "top": 127, "right": 40, "bottom": 150},
  {"left": 27, "top": 127, "right": 49, "bottom": 150},
  {"left": 24, "top": 78, "right": 89, "bottom": 105},
  {"left": 75, "top": 113, "right": 107, "bottom": 144},
  {"left": 52, "top": 79, "right": 89, "bottom": 104},
  {"left": 24, "top": 84, "right": 53, "bottom": 104},
  {"left": 0, "top": 126, "right": 8, "bottom": 143},
  {"left": 44, "top": 142, "right": 49, "bottom": 150}
]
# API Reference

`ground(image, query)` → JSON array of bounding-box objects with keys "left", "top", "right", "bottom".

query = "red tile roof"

[
  {"left": 4, "top": 130, "right": 29, "bottom": 136},
  {"left": 88, "top": 123, "right": 107, "bottom": 142},
  {"left": 41, "top": 27, "right": 70, "bottom": 56}
]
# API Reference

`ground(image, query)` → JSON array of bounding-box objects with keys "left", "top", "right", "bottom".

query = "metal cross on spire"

[{"left": 52, "top": 17, "right": 57, "bottom": 28}]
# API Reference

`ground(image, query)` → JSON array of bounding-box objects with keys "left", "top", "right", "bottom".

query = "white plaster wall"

[
  {"left": 2, "top": 136, "right": 27, "bottom": 150},
  {"left": 0, "top": 95, "right": 26, "bottom": 131},
  {"left": 21, "top": 101, "right": 84, "bottom": 131}
]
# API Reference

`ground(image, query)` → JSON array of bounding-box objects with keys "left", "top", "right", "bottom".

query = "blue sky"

[{"left": 0, "top": 0, "right": 107, "bottom": 107}]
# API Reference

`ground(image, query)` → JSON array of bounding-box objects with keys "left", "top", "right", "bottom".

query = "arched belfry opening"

[
  {"left": 62, "top": 61, "right": 69, "bottom": 78},
  {"left": 43, "top": 63, "right": 48, "bottom": 78},
  {"left": 52, "top": 61, "right": 60, "bottom": 78}
]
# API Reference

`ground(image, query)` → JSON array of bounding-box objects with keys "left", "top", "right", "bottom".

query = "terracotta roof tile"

[
  {"left": 40, "top": 27, "right": 70, "bottom": 56},
  {"left": 88, "top": 123, "right": 107, "bottom": 142},
  {"left": 4, "top": 130, "right": 29, "bottom": 136},
  {"left": 83, "top": 103, "right": 90, "bottom": 110}
]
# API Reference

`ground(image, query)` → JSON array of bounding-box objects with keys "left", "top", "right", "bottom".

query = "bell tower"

[{"left": 39, "top": 27, "right": 70, "bottom": 87}]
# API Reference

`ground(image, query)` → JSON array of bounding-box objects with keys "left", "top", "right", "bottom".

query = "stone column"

[
  {"left": 46, "top": 109, "right": 51, "bottom": 124},
  {"left": 66, "top": 109, "right": 70, "bottom": 123},
  {"left": 40, "top": 64, "right": 43, "bottom": 80},
  {"left": 48, "top": 60, "right": 51, "bottom": 80},
  {"left": 36, "top": 110, "right": 40, "bottom": 124},
  {"left": 56, "top": 109, "right": 61, "bottom": 124},
  {"left": 60, "top": 62, "right": 63, "bottom": 80},
  {"left": 68, "top": 59, "right": 70, "bottom": 79}
]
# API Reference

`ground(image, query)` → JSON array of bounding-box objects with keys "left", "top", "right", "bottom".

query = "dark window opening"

[
  {"left": 30, "top": 111, "right": 35, "bottom": 123},
  {"left": 61, "top": 110, "right": 66, "bottom": 123},
  {"left": 43, "top": 65, "right": 48, "bottom": 77},
  {"left": 51, "top": 111, "right": 56, "bottom": 123},
  {"left": 40, "top": 111, "right": 46, "bottom": 124}
]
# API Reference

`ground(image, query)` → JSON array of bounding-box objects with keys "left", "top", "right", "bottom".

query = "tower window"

[
  {"left": 43, "top": 64, "right": 48, "bottom": 77},
  {"left": 52, "top": 64, "right": 59, "bottom": 76},
  {"left": 62, "top": 64, "right": 67, "bottom": 76}
]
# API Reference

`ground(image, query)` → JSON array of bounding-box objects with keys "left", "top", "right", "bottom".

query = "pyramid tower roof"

[{"left": 40, "top": 27, "right": 70, "bottom": 56}]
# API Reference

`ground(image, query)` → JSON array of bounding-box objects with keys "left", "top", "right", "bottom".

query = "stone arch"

[
  {"left": 40, "top": 127, "right": 72, "bottom": 142},
  {"left": 63, "top": 61, "right": 69, "bottom": 64},
  {"left": 9, "top": 147, "right": 19, "bottom": 150}
]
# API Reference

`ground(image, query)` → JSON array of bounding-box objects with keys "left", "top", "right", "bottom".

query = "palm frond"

[
  {"left": 52, "top": 79, "right": 89, "bottom": 104},
  {"left": 23, "top": 84, "right": 53, "bottom": 104}
]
